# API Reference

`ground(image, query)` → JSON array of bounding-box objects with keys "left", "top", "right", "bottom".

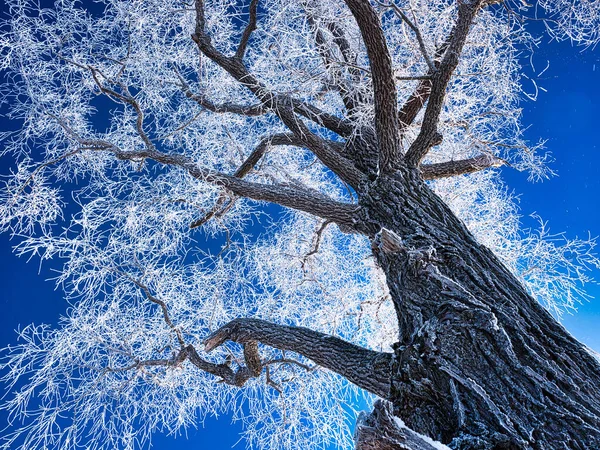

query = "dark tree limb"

[
  {"left": 235, "top": 0, "right": 259, "bottom": 60},
  {"left": 343, "top": 0, "right": 401, "bottom": 173},
  {"left": 189, "top": 133, "right": 303, "bottom": 228},
  {"left": 112, "top": 147, "right": 361, "bottom": 228},
  {"left": 173, "top": 65, "right": 267, "bottom": 116},
  {"left": 204, "top": 318, "right": 393, "bottom": 399},
  {"left": 420, "top": 154, "right": 504, "bottom": 180},
  {"left": 306, "top": 12, "right": 359, "bottom": 114},
  {"left": 381, "top": 1, "right": 435, "bottom": 72},
  {"left": 404, "top": 0, "right": 484, "bottom": 167},
  {"left": 50, "top": 117, "right": 362, "bottom": 227}
]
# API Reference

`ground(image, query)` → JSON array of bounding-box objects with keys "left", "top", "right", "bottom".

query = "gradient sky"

[{"left": 0, "top": 5, "right": 599, "bottom": 449}]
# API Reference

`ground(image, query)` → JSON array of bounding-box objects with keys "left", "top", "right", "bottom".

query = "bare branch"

[
  {"left": 204, "top": 318, "right": 393, "bottom": 398},
  {"left": 121, "top": 274, "right": 186, "bottom": 349},
  {"left": 192, "top": 0, "right": 367, "bottom": 188},
  {"left": 172, "top": 65, "right": 267, "bottom": 116},
  {"left": 235, "top": 0, "right": 259, "bottom": 60},
  {"left": 420, "top": 154, "right": 505, "bottom": 180},
  {"left": 397, "top": 35, "right": 451, "bottom": 132},
  {"left": 305, "top": 10, "right": 361, "bottom": 115},
  {"left": 301, "top": 220, "right": 332, "bottom": 269},
  {"left": 382, "top": 2, "right": 435, "bottom": 72}
]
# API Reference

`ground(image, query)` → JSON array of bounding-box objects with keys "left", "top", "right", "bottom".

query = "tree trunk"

[{"left": 358, "top": 169, "right": 600, "bottom": 449}]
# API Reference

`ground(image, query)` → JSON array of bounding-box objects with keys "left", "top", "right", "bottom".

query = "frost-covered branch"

[{"left": 404, "top": 0, "right": 484, "bottom": 167}]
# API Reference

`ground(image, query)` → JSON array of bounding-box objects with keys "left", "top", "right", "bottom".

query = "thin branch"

[
  {"left": 397, "top": 36, "right": 451, "bottom": 133},
  {"left": 235, "top": 0, "right": 259, "bottom": 60},
  {"left": 172, "top": 65, "right": 267, "bottom": 116},
  {"left": 124, "top": 275, "right": 186, "bottom": 349},
  {"left": 301, "top": 220, "right": 332, "bottom": 269},
  {"left": 190, "top": 133, "right": 302, "bottom": 228},
  {"left": 382, "top": 1, "right": 435, "bottom": 72},
  {"left": 305, "top": 9, "right": 360, "bottom": 115},
  {"left": 204, "top": 318, "right": 393, "bottom": 398},
  {"left": 89, "top": 68, "right": 156, "bottom": 152}
]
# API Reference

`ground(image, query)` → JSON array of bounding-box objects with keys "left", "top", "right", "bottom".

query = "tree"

[{"left": 1, "top": 0, "right": 600, "bottom": 448}]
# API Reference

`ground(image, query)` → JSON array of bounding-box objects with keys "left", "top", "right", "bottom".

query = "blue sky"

[{"left": 0, "top": 5, "right": 599, "bottom": 449}]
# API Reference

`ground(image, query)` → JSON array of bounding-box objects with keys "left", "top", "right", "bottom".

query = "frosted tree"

[{"left": 1, "top": 0, "right": 600, "bottom": 449}]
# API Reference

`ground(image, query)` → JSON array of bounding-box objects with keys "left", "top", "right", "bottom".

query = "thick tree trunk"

[{"left": 358, "top": 169, "right": 600, "bottom": 449}]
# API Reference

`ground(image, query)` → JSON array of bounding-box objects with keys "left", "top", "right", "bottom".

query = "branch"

[
  {"left": 235, "top": 0, "right": 259, "bottom": 60},
  {"left": 383, "top": 2, "right": 435, "bottom": 72},
  {"left": 89, "top": 68, "right": 156, "bottom": 153},
  {"left": 343, "top": 0, "right": 401, "bottom": 174},
  {"left": 404, "top": 0, "right": 484, "bottom": 167},
  {"left": 301, "top": 220, "right": 332, "bottom": 269},
  {"left": 125, "top": 276, "right": 186, "bottom": 348},
  {"left": 397, "top": 32, "right": 452, "bottom": 132},
  {"left": 306, "top": 12, "right": 357, "bottom": 114},
  {"left": 50, "top": 116, "right": 361, "bottom": 227},
  {"left": 420, "top": 154, "right": 505, "bottom": 180},
  {"left": 204, "top": 318, "right": 393, "bottom": 398},
  {"left": 172, "top": 65, "right": 267, "bottom": 116},
  {"left": 189, "top": 133, "right": 303, "bottom": 228},
  {"left": 107, "top": 145, "right": 360, "bottom": 228}
]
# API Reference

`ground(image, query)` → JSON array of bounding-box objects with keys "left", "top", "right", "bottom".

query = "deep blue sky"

[{"left": 0, "top": 5, "right": 599, "bottom": 449}]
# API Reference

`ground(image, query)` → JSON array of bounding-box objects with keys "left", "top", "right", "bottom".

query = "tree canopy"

[{"left": 1, "top": 0, "right": 599, "bottom": 449}]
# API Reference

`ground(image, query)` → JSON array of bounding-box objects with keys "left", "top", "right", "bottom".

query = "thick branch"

[
  {"left": 109, "top": 146, "right": 360, "bottom": 227},
  {"left": 205, "top": 318, "right": 393, "bottom": 398},
  {"left": 343, "top": 0, "right": 401, "bottom": 173},
  {"left": 190, "top": 133, "right": 303, "bottom": 228},
  {"left": 404, "top": 0, "right": 483, "bottom": 167},
  {"left": 420, "top": 154, "right": 504, "bottom": 180}
]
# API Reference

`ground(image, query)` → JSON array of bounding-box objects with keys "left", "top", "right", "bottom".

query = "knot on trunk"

[{"left": 374, "top": 228, "right": 404, "bottom": 254}]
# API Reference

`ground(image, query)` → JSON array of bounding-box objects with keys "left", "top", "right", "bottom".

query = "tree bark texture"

[{"left": 357, "top": 169, "right": 600, "bottom": 449}]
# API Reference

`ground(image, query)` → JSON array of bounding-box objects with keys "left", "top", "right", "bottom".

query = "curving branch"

[
  {"left": 204, "top": 318, "right": 393, "bottom": 398},
  {"left": 343, "top": 0, "right": 401, "bottom": 174},
  {"left": 404, "top": 0, "right": 484, "bottom": 167},
  {"left": 50, "top": 115, "right": 361, "bottom": 228},
  {"left": 114, "top": 147, "right": 361, "bottom": 228},
  {"left": 235, "top": 0, "right": 259, "bottom": 60},
  {"left": 306, "top": 11, "right": 359, "bottom": 114},
  {"left": 420, "top": 154, "right": 505, "bottom": 180}
]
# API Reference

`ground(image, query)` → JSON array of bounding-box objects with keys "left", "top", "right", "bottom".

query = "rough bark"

[
  {"left": 355, "top": 400, "right": 446, "bottom": 450},
  {"left": 356, "top": 169, "right": 600, "bottom": 449}
]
